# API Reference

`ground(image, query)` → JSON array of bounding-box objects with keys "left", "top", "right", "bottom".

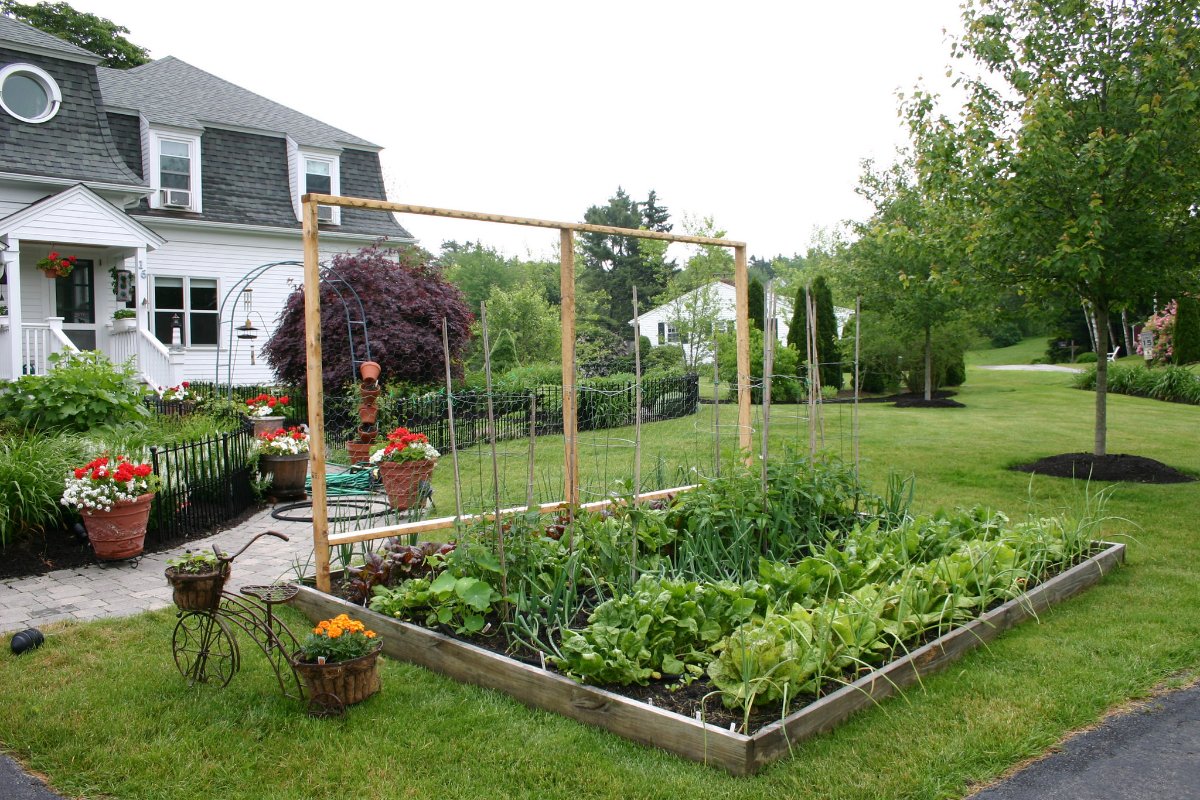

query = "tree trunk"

[
  {"left": 924, "top": 325, "right": 933, "bottom": 402},
  {"left": 1094, "top": 304, "right": 1109, "bottom": 457}
]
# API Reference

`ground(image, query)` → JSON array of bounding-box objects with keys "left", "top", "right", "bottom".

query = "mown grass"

[{"left": 2, "top": 339, "right": 1200, "bottom": 799}]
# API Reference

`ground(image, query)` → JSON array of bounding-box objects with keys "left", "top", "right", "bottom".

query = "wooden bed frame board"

[{"left": 292, "top": 541, "right": 1125, "bottom": 775}]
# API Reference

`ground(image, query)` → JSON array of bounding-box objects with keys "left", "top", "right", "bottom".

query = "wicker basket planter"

[
  {"left": 293, "top": 642, "right": 383, "bottom": 707},
  {"left": 378, "top": 460, "right": 435, "bottom": 510},
  {"left": 165, "top": 563, "right": 230, "bottom": 611}
]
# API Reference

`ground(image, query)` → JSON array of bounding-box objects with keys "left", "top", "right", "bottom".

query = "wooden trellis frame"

[{"left": 301, "top": 194, "right": 752, "bottom": 592}]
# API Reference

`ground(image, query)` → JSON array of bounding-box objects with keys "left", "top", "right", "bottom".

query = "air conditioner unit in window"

[
  {"left": 160, "top": 189, "right": 191, "bottom": 208},
  {"left": 316, "top": 205, "right": 335, "bottom": 222}
]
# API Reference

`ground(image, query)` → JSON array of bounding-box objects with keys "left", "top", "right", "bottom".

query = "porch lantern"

[{"left": 171, "top": 313, "right": 182, "bottom": 348}]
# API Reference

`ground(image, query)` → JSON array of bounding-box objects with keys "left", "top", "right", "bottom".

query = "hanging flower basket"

[{"left": 38, "top": 251, "right": 77, "bottom": 279}]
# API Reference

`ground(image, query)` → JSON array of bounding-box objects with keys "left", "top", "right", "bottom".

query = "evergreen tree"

[
  {"left": 1173, "top": 296, "right": 1200, "bottom": 366},
  {"left": 786, "top": 278, "right": 843, "bottom": 389},
  {"left": 748, "top": 278, "right": 765, "bottom": 332},
  {"left": 581, "top": 187, "right": 674, "bottom": 329}
]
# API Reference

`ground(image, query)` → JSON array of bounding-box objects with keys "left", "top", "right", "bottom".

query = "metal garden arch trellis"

[
  {"left": 214, "top": 260, "right": 373, "bottom": 392},
  {"left": 299, "top": 194, "right": 753, "bottom": 593}
]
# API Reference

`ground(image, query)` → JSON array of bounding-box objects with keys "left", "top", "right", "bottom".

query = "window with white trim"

[
  {"left": 302, "top": 153, "right": 340, "bottom": 224},
  {"left": 0, "top": 63, "right": 61, "bottom": 123},
  {"left": 148, "top": 129, "right": 202, "bottom": 212},
  {"left": 152, "top": 276, "right": 218, "bottom": 347}
]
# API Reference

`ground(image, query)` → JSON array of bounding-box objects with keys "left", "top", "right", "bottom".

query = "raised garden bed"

[{"left": 294, "top": 541, "right": 1124, "bottom": 775}]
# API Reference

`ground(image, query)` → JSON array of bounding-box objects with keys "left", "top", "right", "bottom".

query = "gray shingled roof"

[
  {"left": 97, "top": 57, "right": 379, "bottom": 150},
  {"left": 0, "top": 15, "right": 101, "bottom": 63}
]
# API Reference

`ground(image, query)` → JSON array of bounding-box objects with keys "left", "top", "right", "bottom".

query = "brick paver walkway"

[{"left": 0, "top": 507, "right": 318, "bottom": 634}]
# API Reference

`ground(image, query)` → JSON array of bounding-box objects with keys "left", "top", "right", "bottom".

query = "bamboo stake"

[
  {"left": 712, "top": 327, "right": 721, "bottom": 478},
  {"left": 760, "top": 281, "right": 773, "bottom": 493},
  {"left": 480, "top": 303, "right": 507, "bottom": 602},
  {"left": 734, "top": 246, "right": 752, "bottom": 464},
  {"left": 300, "top": 197, "right": 331, "bottom": 594},
  {"left": 809, "top": 289, "right": 824, "bottom": 448},
  {"left": 441, "top": 317, "right": 463, "bottom": 520},
  {"left": 631, "top": 285, "right": 643, "bottom": 588},
  {"left": 632, "top": 286, "right": 643, "bottom": 502},
  {"left": 526, "top": 391, "right": 537, "bottom": 511},
  {"left": 853, "top": 295, "right": 862, "bottom": 483},
  {"left": 806, "top": 285, "right": 816, "bottom": 460}
]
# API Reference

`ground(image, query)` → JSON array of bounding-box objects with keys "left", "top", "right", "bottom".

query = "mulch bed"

[
  {"left": 0, "top": 504, "right": 266, "bottom": 581},
  {"left": 892, "top": 396, "right": 966, "bottom": 408},
  {"left": 1010, "top": 453, "right": 1196, "bottom": 484}
]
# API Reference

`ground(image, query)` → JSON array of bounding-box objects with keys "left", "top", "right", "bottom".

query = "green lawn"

[{"left": 3, "top": 339, "right": 1200, "bottom": 800}]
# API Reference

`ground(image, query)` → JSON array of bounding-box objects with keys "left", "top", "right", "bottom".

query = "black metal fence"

[
  {"left": 146, "top": 429, "right": 256, "bottom": 543},
  {"left": 185, "top": 374, "right": 700, "bottom": 453}
]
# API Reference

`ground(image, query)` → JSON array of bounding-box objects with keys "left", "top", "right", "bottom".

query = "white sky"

[{"left": 75, "top": 0, "right": 965, "bottom": 261}]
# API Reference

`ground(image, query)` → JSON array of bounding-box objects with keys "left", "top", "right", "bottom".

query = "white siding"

[
  {"left": 11, "top": 194, "right": 151, "bottom": 248},
  {"left": 140, "top": 223, "right": 370, "bottom": 385}
]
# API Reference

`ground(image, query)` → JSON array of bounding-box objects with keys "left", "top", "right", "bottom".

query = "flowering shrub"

[
  {"left": 255, "top": 426, "right": 310, "bottom": 456},
  {"left": 370, "top": 426, "right": 439, "bottom": 464},
  {"left": 244, "top": 393, "right": 289, "bottom": 417},
  {"left": 37, "top": 251, "right": 77, "bottom": 278},
  {"left": 299, "top": 613, "right": 379, "bottom": 663},
  {"left": 157, "top": 382, "right": 190, "bottom": 402},
  {"left": 1138, "top": 301, "right": 1176, "bottom": 364},
  {"left": 61, "top": 456, "right": 160, "bottom": 513}
]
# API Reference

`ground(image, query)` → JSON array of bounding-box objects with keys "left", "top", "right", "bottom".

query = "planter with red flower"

[
  {"left": 61, "top": 456, "right": 161, "bottom": 560},
  {"left": 155, "top": 382, "right": 194, "bottom": 415},
  {"left": 244, "top": 393, "right": 290, "bottom": 436},
  {"left": 256, "top": 426, "right": 310, "bottom": 500},
  {"left": 370, "top": 426, "right": 438, "bottom": 511},
  {"left": 38, "top": 251, "right": 78, "bottom": 279}
]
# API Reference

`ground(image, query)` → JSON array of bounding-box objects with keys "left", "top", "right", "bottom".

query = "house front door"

[{"left": 54, "top": 259, "right": 97, "bottom": 350}]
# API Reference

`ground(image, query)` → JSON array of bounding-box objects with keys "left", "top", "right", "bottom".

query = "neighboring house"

[
  {"left": 0, "top": 16, "right": 412, "bottom": 387},
  {"left": 631, "top": 280, "right": 851, "bottom": 365}
]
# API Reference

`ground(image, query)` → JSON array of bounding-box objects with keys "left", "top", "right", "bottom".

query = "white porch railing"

[
  {"left": 20, "top": 319, "right": 78, "bottom": 376},
  {"left": 108, "top": 325, "right": 180, "bottom": 389}
]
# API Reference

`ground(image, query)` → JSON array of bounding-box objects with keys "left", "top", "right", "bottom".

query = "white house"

[
  {"left": 631, "top": 280, "right": 851, "bottom": 364},
  {"left": 0, "top": 17, "right": 411, "bottom": 388}
]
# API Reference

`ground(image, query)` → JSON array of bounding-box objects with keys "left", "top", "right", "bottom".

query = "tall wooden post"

[
  {"left": 733, "top": 245, "right": 752, "bottom": 462},
  {"left": 301, "top": 197, "right": 331, "bottom": 593},
  {"left": 560, "top": 229, "right": 579, "bottom": 507}
]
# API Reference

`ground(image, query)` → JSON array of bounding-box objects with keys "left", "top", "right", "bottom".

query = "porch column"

[
  {"left": 133, "top": 247, "right": 147, "bottom": 330},
  {"left": 1, "top": 238, "right": 20, "bottom": 380}
]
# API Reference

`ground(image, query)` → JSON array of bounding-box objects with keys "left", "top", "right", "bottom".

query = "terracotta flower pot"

[
  {"left": 165, "top": 564, "right": 230, "bottom": 611},
  {"left": 359, "top": 381, "right": 381, "bottom": 402},
  {"left": 293, "top": 642, "right": 383, "bottom": 708},
  {"left": 82, "top": 493, "right": 154, "bottom": 560},
  {"left": 358, "top": 392, "right": 379, "bottom": 408},
  {"left": 378, "top": 460, "right": 435, "bottom": 510},
  {"left": 359, "top": 361, "right": 382, "bottom": 382},
  {"left": 357, "top": 423, "right": 378, "bottom": 443},
  {"left": 259, "top": 453, "right": 309, "bottom": 500},
  {"left": 249, "top": 415, "right": 286, "bottom": 437},
  {"left": 357, "top": 404, "right": 378, "bottom": 424},
  {"left": 43, "top": 268, "right": 63, "bottom": 279},
  {"left": 346, "top": 441, "right": 374, "bottom": 464}
]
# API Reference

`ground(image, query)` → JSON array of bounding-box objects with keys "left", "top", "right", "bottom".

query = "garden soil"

[{"left": 1010, "top": 453, "right": 1196, "bottom": 485}]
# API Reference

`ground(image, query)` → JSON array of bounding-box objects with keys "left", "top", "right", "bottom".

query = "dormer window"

[
  {"left": 304, "top": 154, "right": 340, "bottom": 225},
  {"left": 0, "top": 63, "right": 61, "bottom": 124},
  {"left": 287, "top": 138, "right": 340, "bottom": 225},
  {"left": 146, "top": 127, "right": 202, "bottom": 212}
]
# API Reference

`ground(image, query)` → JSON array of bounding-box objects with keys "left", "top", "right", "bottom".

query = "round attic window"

[{"left": 0, "top": 63, "right": 62, "bottom": 124}]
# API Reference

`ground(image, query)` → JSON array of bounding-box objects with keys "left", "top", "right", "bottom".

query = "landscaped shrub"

[
  {"left": 1075, "top": 351, "right": 1098, "bottom": 363},
  {"left": 1171, "top": 296, "right": 1200, "bottom": 365},
  {"left": 715, "top": 328, "right": 804, "bottom": 403},
  {"left": 1075, "top": 363, "right": 1200, "bottom": 405},
  {"left": 0, "top": 432, "right": 89, "bottom": 548},
  {"left": 0, "top": 351, "right": 149, "bottom": 432}
]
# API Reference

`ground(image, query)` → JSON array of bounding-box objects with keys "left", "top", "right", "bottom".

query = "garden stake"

[
  {"left": 712, "top": 328, "right": 721, "bottom": 478},
  {"left": 760, "top": 281, "right": 773, "bottom": 494},
  {"left": 441, "top": 317, "right": 463, "bottom": 520},
  {"left": 479, "top": 303, "right": 508, "bottom": 607},
  {"left": 632, "top": 285, "right": 642, "bottom": 587},
  {"left": 853, "top": 295, "right": 862, "bottom": 495},
  {"left": 526, "top": 392, "right": 537, "bottom": 510}
]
